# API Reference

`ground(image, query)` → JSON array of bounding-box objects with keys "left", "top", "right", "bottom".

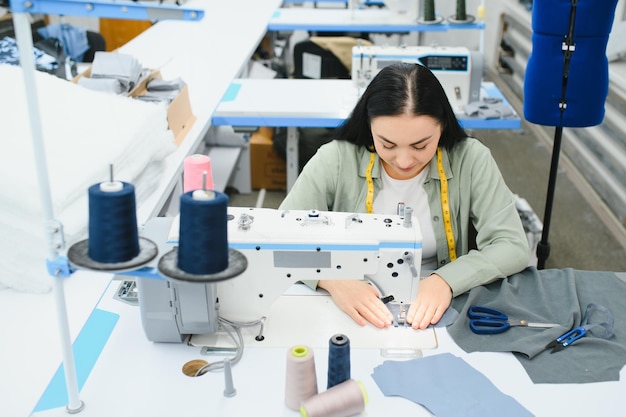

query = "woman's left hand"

[{"left": 406, "top": 274, "right": 452, "bottom": 329}]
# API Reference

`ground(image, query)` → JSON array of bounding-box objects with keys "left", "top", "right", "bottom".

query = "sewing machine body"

[
  {"left": 136, "top": 207, "right": 422, "bottom": 343},
  {"left": 352, "top": 45, "right": 484, "bottom": 112}
]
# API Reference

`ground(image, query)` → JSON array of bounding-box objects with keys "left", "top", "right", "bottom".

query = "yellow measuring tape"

[
  {"left": 364, "top": 148, "right": 456, "bottom": 261},
  {"left": 365, "top": 152, "right": 376, "bottom": 214},
  {"left": 437, "top": 147, "right": 457, "bottom": 261}
]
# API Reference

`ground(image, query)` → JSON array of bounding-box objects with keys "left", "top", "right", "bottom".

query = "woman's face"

[{"left": 371, "top": 113, "right": 442, "bottom": 180}]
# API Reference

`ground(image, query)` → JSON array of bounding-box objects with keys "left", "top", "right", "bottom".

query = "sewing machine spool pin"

[{"left": 223, "top": 358, "right": 237, "bottom": 397}]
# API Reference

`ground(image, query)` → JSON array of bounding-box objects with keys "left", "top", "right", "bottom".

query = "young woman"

[{"left": 279, "top": 63, "right": 529, "bottom": 330}]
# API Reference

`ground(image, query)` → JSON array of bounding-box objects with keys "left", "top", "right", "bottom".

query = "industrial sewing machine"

[
  {"left": 352, "top": 45, "right": 484, "bottom": 112},
  {"left": 134, "top": 207, "right": 423, "bottom": 344}
]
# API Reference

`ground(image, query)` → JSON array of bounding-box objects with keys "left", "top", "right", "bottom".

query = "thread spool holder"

[
  {"left": 67, "top": 237, "right": 159, "bottom": 273},
  {"left": 447, "top": 0, "right": 475, "bottom": 24},
  {"left": 158, "top": 247, "right": 247, "bottom": 284}
]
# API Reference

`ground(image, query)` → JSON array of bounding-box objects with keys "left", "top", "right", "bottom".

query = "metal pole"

[{"left": 12, "top": 11, "right": 84, "bottom": 413}]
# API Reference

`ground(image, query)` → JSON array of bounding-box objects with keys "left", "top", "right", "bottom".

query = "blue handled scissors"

[{"left": 468, "top": 305, "right": 560, "bottom": 335}]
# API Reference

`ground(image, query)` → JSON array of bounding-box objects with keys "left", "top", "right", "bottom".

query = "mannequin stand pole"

[{"left": 537, "top": 126, "right": 564, "bottom": 269}]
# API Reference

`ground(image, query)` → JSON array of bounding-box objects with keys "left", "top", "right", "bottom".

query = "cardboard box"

[
  {"left": 165, "top": 83, "right": 195, "bottom": 146},
  {"left": 129, "top": 72, "right": 196, "bottom": 146},
  {"left": 73, "top": 68, "right": 195, "bottom": 146},
  {"left": 250, "top": 127, "right": 286, "bottom": 190}
]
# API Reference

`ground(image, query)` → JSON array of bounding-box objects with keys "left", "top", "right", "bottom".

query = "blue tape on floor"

[{"left": 33, "top": 308, "right": 119, "bottom": 413}]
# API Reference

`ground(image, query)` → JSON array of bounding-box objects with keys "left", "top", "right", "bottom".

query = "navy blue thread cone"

[
  {"left": 87, "top": 182, "right": 140, "bottom": 263},
  {"left": 327, "top": 334, "right": 351, "bottom": 389},
  {"left": 177, "top": 190, "right": 229, "bottom": 275}
]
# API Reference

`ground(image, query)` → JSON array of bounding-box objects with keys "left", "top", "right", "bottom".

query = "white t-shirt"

[{"left": 373, "top": 165, "right": 438, "bottom": 270}]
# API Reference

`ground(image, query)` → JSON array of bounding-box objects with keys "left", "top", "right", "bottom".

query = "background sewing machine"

[
  {"left": 134, "top": 207, "right": 427, "bottom": 349},
  {"left": 347, "top": 0, "right": 419, "bottom": 16},
  {"left": 352, "top": 45, "right": 484, "bottom": 112}
]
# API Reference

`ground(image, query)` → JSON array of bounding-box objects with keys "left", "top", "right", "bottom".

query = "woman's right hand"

[{"left": 317, "top": 280, "right": 393, "bottom": 328}]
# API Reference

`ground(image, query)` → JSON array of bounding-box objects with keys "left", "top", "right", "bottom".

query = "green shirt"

[{"left": 278, "top": 138, "right": 530, "bottom": 296}]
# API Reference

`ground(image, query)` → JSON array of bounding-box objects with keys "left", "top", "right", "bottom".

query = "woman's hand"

[
  {"left": 406, "top": 274, "right": 452, "bottom": 329},
  {"left": 318, "top": 280, "right": 394, "bottom": 328}
]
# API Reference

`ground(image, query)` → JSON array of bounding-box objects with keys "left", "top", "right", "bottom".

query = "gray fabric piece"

[
  {"left": 76, "top": 76, "right": 125, "bottom": 94},
  {"left": 448, "top": 267, "right": 626, "bottom": 383},
  {"left": 372, "top": 353, "right": 533, "bottom": 417},
  {"left": 146, "top": 77, "right": 185, "bottom": 92},
  {"left": 463, "top": 100, "right": 514, "bottom": 119},
  {"left": 434, "top": 306, "right": 459, "bottom": 328},
  {"left": 90, "top": 51, "right": 142, "bottom": 92}
]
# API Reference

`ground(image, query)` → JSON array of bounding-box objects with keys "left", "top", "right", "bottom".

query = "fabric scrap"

[
  {"left": 37, "top": 24, "right": 90, "bottom": 62},
  {"left": 448, "top": 267, "right": 626, "bottom": 383},
  {"left": 372, "top": 353, "right": 533, "bottom": 417}
]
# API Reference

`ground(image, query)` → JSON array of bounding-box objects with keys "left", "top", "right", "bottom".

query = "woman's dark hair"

[{"left": 335, "top": 63, "right": 467, "bottom": 150}]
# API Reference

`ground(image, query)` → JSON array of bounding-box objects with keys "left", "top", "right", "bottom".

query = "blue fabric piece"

[
  {"left": 0, "top": 36, "right": 56, "bottom": 70},
  {"left": 37, "top": 24, "right": 90, "bottom": 62},
  {"left": 372, "top": 353, "right": 533, "bottom": 417},
  {"left": 523, "top": 0, "right": 618, "bottom": 127}
]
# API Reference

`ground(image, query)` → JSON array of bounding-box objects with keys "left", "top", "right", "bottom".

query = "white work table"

[
  {"left": 20, "top": 273, "right": 626, "bottom": 416},
  {"left": 268, "top": 7, "right": 486, "bottom": 33},
  {"left": 212, "top": 78, "right": 521, "bottom": 189},
  {"left": 212, "top": 78, "right": 520, "bottom": 130},
  {"left": 3, "top": 209, "right": 625, "bottom": 417}
]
